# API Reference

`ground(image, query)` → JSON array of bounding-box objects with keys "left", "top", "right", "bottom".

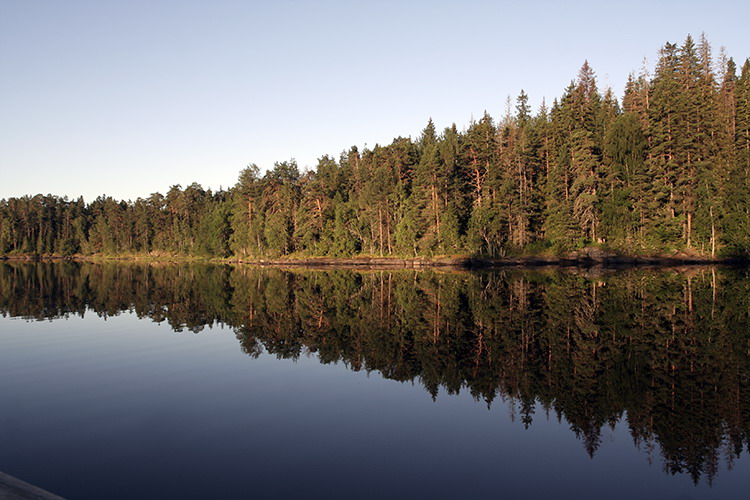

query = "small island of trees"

[{"left": 2, "top": 34, "right": 750, "bottom": 261}]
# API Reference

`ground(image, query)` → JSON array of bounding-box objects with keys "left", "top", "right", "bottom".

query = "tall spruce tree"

[{"left": 647, "top": 41, "right": 682, "bottom": 245}]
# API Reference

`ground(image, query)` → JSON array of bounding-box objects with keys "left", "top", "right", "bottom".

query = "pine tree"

[
  {"left": 544, "top": 94, "right": 577, "bottom": 249},
  {"left": 497, "top": 90, "right": 538, "bottom": 249},
  {"left": 295, "top": 156, "right": 340, "bottom": 254},
  {"left": 602, "top": 113, "right": 648, "bottom": 247},
  {"left": 260, "top": 161, "right": 300, "bottom": 256},
  {"left": 647, "top": 41, "right": 682, "bottom": 245},
  {"left": 463, "top": 111, "right": 497, "bottom": 207},
  {"left": 623, "top": 59, "right": 651, "bottom": 127},
  {"left": 674, "top": 34, "right": 704, "bottom": 249},
  {"left": 437, "top": 124, "right": 465, "bottom": 251},
  {"left": 403, "top": 119, "right": 439, "bottom": 253},
  {"left": 738, "top": 59, "right": 750, "bottom": 184},
  {"left": 463, "top": 112, "right": 506, "bottom": 255},
  {"left": 724, "top": 58, "right": 750, "bottom": 255}
]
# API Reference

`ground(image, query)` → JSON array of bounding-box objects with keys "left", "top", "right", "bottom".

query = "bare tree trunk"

[
  {"left": 432, "top": 183, "right": 440, "bottom": 241},
  {"left": 710, "top": 206, "right": 716, "bottom": 258},
  {"left": 378, "top": 209, "right": 383, "bottom": 257},
  {"left": 386, "top": 214, "right": 392, "bottom": 254}
]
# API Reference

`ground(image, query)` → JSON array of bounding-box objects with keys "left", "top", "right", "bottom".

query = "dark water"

[{"left": 2, "top": 262, "right": 750, "bottom": 499}]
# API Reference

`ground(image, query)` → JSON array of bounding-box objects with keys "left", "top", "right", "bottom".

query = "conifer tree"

[
  {"left": 497, "top": 91, "right": 536, "bottom": 249},
  {"left": 401, "top": 119, "right": 439, "bottom": 254},
  {"left": 463, "top": 112, "right": 497, "bottom": 207},
  {"left": 724, "top": 59, "right": 750, "bottom": 255},
  {"left": 602, "top": 113, "right": 648, "bottom": 247},
  {"left": 464, "top": 112, "right": 504, "bottom": 254},
  {"left": 544, "top": 94, "right": 577, "bottom": 249},
  {"left": 230, "top": 164, "right": 264, "bottom": 257},
  {"left": 260, "top": 161, "right": 300, "bottom": 256},
  {"left": 295, "top": 156, "right": 339, "bottom": 254},
  {"left": 436, "top": 124, "right": 465, "bottom": 251},
  {"left": 647, "top": 42, "right": 682, "bottom": 245}
]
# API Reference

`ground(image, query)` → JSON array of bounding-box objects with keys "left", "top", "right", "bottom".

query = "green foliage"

[
  {"left": 394, "top": 208, "right": 419, "bottom": 256},
  {"left": 601, "top": 113, "right": 648, "bottom": 247},
  {"left": 196, "top": 197, "right": 232, "bottom": 257},
  {"left": 329, "top": 199, "right": 359, "bottom": 256},
  {"left": 467, "top": 203, "right": 506, "bottom": 256}
]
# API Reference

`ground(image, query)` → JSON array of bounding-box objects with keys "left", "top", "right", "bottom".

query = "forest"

[{"left": 2, "top": 34, "right": 750, "bottom": 260}]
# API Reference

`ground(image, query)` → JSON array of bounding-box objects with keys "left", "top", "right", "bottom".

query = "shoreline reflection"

[{"left": 2, "top": 262, "right": 749, "bottom": 485}]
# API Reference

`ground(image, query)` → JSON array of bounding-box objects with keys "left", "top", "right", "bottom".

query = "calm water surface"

[{"left": 1, "top": 262, "right": 750, "bottom": 499}]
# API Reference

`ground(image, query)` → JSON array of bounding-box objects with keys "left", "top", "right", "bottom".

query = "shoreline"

[
  {"left": 0, "top": 253, "right": 744, "bottom": 269},
  {"left": 0, "top": 470, "right": 65, "bottom": 500}
]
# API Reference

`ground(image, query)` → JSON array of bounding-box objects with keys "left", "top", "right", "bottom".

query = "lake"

[{"left": 1, "top": 262, "right": 750, "bottom": 499}]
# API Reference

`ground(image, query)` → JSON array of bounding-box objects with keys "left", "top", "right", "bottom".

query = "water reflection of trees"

[{"left": 2, "top": 262, "right": 750, "bottom": 484}]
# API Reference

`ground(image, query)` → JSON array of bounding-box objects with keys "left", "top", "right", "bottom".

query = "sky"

[{"left": 2, "top": 0, "right": 749, "bottom": 203}]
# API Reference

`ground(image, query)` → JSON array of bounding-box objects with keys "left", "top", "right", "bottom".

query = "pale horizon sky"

[{"left": 2, "top": 0, "right": 749, "bottom": 202}]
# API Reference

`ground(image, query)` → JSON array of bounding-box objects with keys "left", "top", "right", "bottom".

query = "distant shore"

[{"left": 0, "top": 249, "right": 743, "bottom": 269}]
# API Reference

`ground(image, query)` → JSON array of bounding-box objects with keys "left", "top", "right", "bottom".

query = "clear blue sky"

[{"left": 2, "top": 0, "right": 749, "bottom": 202}]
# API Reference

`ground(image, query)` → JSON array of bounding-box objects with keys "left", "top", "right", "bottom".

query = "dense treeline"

[
  {"left": 2, "top": 35, "right": 750, "bottom": 259},
  {"left": 3, "top": 261, "right": 750, "bottom": 483}
]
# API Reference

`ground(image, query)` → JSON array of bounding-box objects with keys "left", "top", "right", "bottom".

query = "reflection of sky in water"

[{"left": 1, "top": 312, "right": 748, "bottom": 500}]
